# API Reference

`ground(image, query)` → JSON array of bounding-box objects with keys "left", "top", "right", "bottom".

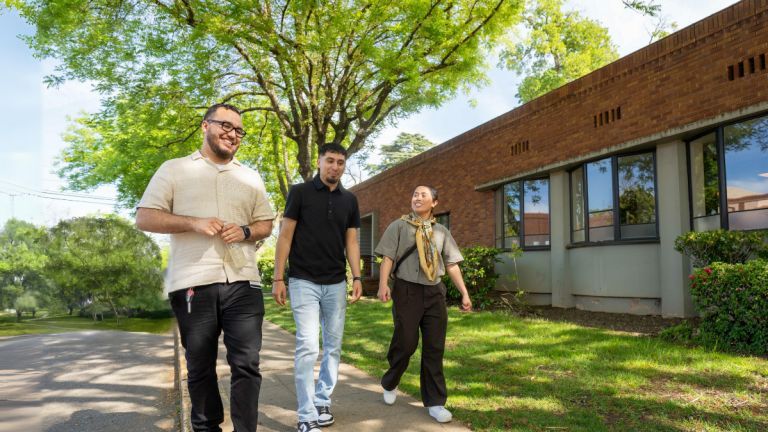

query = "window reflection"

[
  {"left": 503, "top": 182, "right": 521, "bottom": 247},
  {"left": 571, "top": 167, "right": 585, "bottom": 242},
  {"left": 587, "top": 158, "right": 614, "bottom": 241},
  {"left": 523, "top": 179, "right": 550, "bottom": 246},
  {"left": 724, "top": 116, "right": 768, "bottom": 230},
  {"left": 689, "top": 133, "right": 720, "bottom": 231},
  {"left": 618, "top": 153, "right": 656, "bottom": 238}
]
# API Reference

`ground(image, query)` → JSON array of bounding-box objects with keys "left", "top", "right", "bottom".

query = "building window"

[
  {"left": 689, "top": 132, "right": 720, "bottom": 231},
  {"left": 618, "top": 152, "right": 657, "bottom": 238},
  {"left": 497, "top": 178, "right": 550, "bottom": 249},
  {"left": 571, "top": 166, "right": 586, "bottom": 242},
  {"left": 587, "top": 158, "right": 614, "bottom": 241},
  {"left": 689, "top": 113, "right": 768, "bottom": 231},
  {"left": 571, "top": 151, "right": 658, "bottom": 243},
  {"left": 435, "top": 212, "right": 450, "bottom": 230}
]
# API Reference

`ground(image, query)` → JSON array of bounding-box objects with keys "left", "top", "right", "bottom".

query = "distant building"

[{"left": 351, "top": 0, "right": 768, "bottom": 317}]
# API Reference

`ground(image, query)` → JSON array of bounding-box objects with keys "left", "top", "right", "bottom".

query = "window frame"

[
  {"left": 685, "top": 111, "right": 768, "bottom": 232},
  {"left": 569, "top": 149, "right": 660, "bottom": 246},
  {"left": 497, "top": 176, "right": 551, "bottom": 251},
  {"left": 434, "top": 211, "right": 450, "bottom": 230}
]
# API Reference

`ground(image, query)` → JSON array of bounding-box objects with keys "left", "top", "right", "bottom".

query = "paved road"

[{"left": 0, "top": 331, "right": 176, "bottom": 432}]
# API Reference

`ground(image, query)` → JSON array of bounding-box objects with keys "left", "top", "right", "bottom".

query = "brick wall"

[{"left": 351, "top": 0, "right": 768, "bottom": 247}]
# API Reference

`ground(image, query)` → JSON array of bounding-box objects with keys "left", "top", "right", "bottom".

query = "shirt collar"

[
  {"left": 312, "top": 174, "right": 344, "bottom": 193},
  {"left": 191, "top": 150, "right": 242, "bottom": 167}
]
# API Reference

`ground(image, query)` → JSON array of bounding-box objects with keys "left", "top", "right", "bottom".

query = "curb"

[{"left": 174, "top": 324, "right": 191, "bottom": 432}]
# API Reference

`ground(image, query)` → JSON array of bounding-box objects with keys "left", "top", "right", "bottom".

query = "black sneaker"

[
  {"left": 297, "top": 420, "right": 321, "bottom": 432},
  {"left": 316, "top": 405, "right": 335, "bottom": 426}
]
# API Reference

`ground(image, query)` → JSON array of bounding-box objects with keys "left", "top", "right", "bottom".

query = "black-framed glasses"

[{"left": 206, "top": 119, "right": 247, "bottom": 138}]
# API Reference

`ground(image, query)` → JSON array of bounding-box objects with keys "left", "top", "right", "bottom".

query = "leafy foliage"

[
  {"left": 674, "top": 230, "right": 768, "bottom": 268},
  {"left": 365, "top": 132, "right": 436, "bottom": 175},
  {"left": 46, "top": 216, "right": 164, "bottom": 322},
  {"left": 500, "top": 0, "right": 619, "bottom": 103},
  {"left": 11, "top": 0, "right": 525, "bottom": 204},
  {"left": 0, "top": 219, "right": 50, "bottom": 311},
  {"left": 442, "top": 246, "right": 506, "bottom": 309},
  {"left": 687, "top": 260, "right": 768, "bottom": 355}
]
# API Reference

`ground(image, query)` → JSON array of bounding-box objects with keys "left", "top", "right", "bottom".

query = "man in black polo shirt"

[{"left": 273, "top": 143, "right": 363, "bottom": 432}]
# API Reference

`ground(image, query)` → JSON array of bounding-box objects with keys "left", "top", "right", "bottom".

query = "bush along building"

[{"left": 350, "top": 0, "right": 768, "bottom": 317}]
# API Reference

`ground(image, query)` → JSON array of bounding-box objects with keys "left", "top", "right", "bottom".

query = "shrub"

[
  {"left": 442, "top": 246, "right": 505, "bottom": 310},
  {"left": 258, "top": 259, "right": 275, "bottom": 286},
  {"left": 688, "top": 260, "right": 768, "bottom": 355},
  {"left": 674, "top": 229, "right": 767, "bottom": 268}
]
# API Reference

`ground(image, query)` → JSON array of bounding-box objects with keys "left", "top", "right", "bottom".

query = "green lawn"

[
  {"left": 265, "top": 298, "right": 768, "bottom": 432},
  {"left": 0, "top": 312, "right": 174, "bottom": 337}
]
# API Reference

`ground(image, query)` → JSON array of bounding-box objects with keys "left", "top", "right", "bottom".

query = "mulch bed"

[{"left": 525, "top": 306, "right": 690, "bottom": 335}]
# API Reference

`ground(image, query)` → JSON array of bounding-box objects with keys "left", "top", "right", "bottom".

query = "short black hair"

[
  {"left": 203, "top": 103, "right": 241, "bottom": 121},
  {"left": 416, "top": 185, "right": 438, "bottom": 201},
  {"left": 318, "top": 143, "right": 348, "bottom": 158}
]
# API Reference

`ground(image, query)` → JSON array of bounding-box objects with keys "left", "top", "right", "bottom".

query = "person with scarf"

[{"left": 374, "top": 185, "right": 472, "bottom": 423}]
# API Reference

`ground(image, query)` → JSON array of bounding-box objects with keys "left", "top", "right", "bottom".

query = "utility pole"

[{"left": 9, "top": 193, "right": 17, "bottom": 219}]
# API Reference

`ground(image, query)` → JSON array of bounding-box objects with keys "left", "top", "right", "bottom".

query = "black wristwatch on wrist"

[
  {"left": 352, "top": 276, "right": 362, "bottom": 282},
  {"left": 240, "top": 225, "right": 251, "bottom": 241}
]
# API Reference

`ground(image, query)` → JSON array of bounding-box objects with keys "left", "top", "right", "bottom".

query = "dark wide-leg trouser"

[
  {"left": 381, "top": 279, "right": 448, "bottom": 407},
  {"left": 170, "top": 281, "right": 264, "bottom": 432}
]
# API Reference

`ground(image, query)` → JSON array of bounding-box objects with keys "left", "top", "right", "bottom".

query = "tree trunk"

[{"left": 16, "top": 310, "right": 21, "bottom": 322}]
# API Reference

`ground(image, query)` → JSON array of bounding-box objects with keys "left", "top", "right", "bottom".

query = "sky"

[{"left": 0, "top": 1, "right": 740, "bottom": 227}]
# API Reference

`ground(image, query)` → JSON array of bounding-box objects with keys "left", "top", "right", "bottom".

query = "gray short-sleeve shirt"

[{"left": 374, "top": 218, "right": 463, "bottom": 286}]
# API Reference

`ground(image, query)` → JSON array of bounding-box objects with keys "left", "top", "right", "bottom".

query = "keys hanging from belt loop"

[{"left": 186, "top": 288, "right": 195, "bottom": 314}]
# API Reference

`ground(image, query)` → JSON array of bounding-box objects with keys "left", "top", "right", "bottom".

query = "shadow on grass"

[{"left": 269, "top": 301, "right": 768, "bottom": 431}]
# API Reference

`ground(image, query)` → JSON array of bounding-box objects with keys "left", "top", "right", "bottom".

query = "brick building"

[{"left": 350, "top": 0, "right": 768, "bottom": 317}]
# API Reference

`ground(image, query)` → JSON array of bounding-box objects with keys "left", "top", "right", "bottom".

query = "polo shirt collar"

[
  {"left": 312, "top": 174, "right": 344, "bottom": 193},
  {"left": 191, "top": 150, "right": 242, "bottom": 167}
]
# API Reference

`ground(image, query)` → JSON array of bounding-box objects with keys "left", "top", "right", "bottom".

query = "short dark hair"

[
  {"left": 203, "top": 103, "right": 241, "bottom": 121},
  {"left": 318, "top": 143, "right": 348, "bottom": 158},
  {"left": 416, "top": 185, "right": 438, "bottom": 201}
]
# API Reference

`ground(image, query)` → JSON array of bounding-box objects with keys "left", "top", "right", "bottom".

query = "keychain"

[{"left": 186, "top": 287, "right": 195, "bottom": 314}]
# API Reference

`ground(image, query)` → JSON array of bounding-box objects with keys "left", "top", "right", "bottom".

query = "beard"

[
  {"left": 324, "top": 175, "right": 339, "bottom": 184},
  {"left": 207, "top": 133, "right": 237, "bottom": 160}
]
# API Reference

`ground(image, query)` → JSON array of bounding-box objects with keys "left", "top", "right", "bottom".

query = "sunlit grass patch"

[{"left": 265, "top": 298, "right": 768, "bottom": 431}]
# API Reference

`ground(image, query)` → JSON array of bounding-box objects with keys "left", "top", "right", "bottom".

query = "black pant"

[
  {"left": 381, "top": 279, "right": 448, "bottom": 407},
  {"left": 170, "top": 281, "right": 264, "bottom": 432}
]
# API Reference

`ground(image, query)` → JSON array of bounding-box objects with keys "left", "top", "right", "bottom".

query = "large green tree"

[
  {"left": 366, "top": 132, "right": 436, "bottom": 175},
  {"left": 500, "top": 0, "right": 619, "bottom": 103},
  {"left": 46, "top": 216, "right": 164, "bottom": 323},
  {"left": 9, "top": 0, "right": 525, "bottom": 205},
  {"left": 0, "top": 219, "right": 49, "bottom": 315}
]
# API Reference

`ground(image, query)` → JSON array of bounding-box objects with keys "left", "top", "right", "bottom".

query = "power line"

[
  {"left": 0, "top": 188, "right": 118, "bottom": 206},
  {"left": 0, "top": 179, "right": 118, "bottom": 203}
]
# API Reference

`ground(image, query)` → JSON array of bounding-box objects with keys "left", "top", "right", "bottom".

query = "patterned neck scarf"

[{"left": 400, "top": 212, "right": 439, "bottom": 281}]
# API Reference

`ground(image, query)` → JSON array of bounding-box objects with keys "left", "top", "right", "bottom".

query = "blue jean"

[{"left": 288, "top": 277, "right": 347, "bottom": 422}]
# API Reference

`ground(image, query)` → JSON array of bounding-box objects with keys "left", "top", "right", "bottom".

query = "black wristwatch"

[
  {"left": 240, "top": 225, "right": 251, "bottom": 241},
  {"left": 352, "top": 276, "right": 362, "bottom": 282}
]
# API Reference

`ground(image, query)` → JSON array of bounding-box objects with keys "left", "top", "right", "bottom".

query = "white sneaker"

[
  {"left": 428, "top": 406, "right": 452, "bottom": 423},
  {"left": 383, "top": 387, "right": 397, "bottom": 405}
]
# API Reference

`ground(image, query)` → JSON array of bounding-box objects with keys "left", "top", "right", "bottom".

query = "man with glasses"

[{"left": 136, "top": 103, "right": 274, "bottom": 432}]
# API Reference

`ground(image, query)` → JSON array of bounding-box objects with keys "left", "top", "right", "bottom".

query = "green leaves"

[
  {"left": 11, "top": 0, "right": 524, "bottom": 202},
  {"left": 365, "top": 132, "right": 436, "bottom": 175},
  {"left": 500, "top": 0, "right": 618, "bottom": 103},
  {"left": 442, "top": 246, "right": 506, "bottom": 309},
  {"left": 688, "top": 260, "right": 768, "bottom": 354},
  {"left": 674, "top": 229, "right": 768, "bottom": 268}
]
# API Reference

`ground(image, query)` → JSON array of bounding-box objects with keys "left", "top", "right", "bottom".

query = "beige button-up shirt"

[
  {"left": 374, "top": 218, "right": 463, "bottom": 286},
  {"left": 138, "top": 151, "right": 274, "bottom": 294}
]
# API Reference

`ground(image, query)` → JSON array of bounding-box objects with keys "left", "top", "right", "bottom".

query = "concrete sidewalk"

[{"left": 176, "top": 320, "right": 470, "bottom": 432}]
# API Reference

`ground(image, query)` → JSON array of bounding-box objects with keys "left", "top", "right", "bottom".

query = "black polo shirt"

[{"left": 283, "top": 175, "right": 361, "bottom": 284}]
